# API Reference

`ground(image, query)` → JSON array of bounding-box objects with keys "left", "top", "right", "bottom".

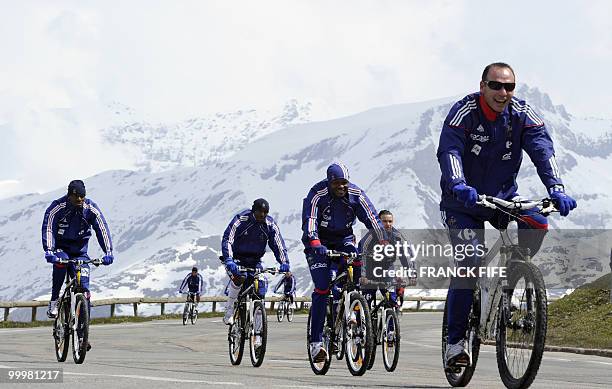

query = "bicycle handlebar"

[
  {"left": 476, "top": 195, "right": 557, "bottom": 215},
  {"left": 236, "top": 266, "right": 280, "bottom": 275},
  {"left": 56, "top": 258, "right": 103, "bottom": 266}
]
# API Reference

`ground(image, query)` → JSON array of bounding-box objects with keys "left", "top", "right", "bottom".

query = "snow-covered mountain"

[
  {"left": 1, "top": 85, "right": 610, "bottom": 318},
  {"left": 102, "top": 99, "right": 312, "bottom": 171}
]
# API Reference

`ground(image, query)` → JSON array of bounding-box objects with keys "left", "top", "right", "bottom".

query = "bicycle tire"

[
  {"left": 366, "top": 310, "right": 378, "bottom": 370},
  {"left": 228, "top": 303, "right": 245, "bottom": 365},
  {"left": 54, "top": 298, "right": 70, "bottom": 362},
  {"left": 249, "top": 300, "right": 267, "bottom": 367},
  {"left": 71, "top": 294, "right": 89, "bottom": 364},
  {"left": 496, "top": 261, "right": 547, "bottom": 389},
  {"left": 276, "top": 301, "right": 284, "bottom": 322},
  {"left": 287, "top": 304, "right": 294, "bottom": 322},
  {"left": 382, "top": 308, "right": 400, "bottom": 372},
  {"left": 344, "top": 292, "right": 373, "bottom": 376},
  {"left": 306, "top": 305, "right": 331, "bottom": 375},
  {"left": 191, "top": 304, "right": 198, "bottom": 325},
  {"left": 442, "top": 293, "right": 480, "bottom": 387},
  {"left": 182, "top": 303, "right": 188, "bottom": 325}
]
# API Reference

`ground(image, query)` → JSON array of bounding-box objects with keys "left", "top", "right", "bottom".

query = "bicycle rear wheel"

[
  {"left": 344, "top": 292, "right": 373, "bottom": 376},
  {"left": 442, "top": 293, "right": 480, "bottom": 387},
  {"left": 366, "top": 310, "right": 378, "bottom": 370},
  {"left": 182, "top": 303, "right": 188, "bottom": 325},
  {"left": 228, "top": 305, "right": 245, "bottom": 365},
  {"left": 71, "top": 294, "right": 89, "bottom": 364},
  {"left": 306, "top": 305, "right": 332, "bottom": 375},
  {"left": 382, "top": 308, "right": 400, "bottom": 372},
  {"left": 53, "top": 298, "right": 70, "bottom": 362},
  {"left": 496, "top": 261, "right": 547, "bottom": 389},
  {"left": 249, "top": 300, "right": 267, "bottom": 367}
]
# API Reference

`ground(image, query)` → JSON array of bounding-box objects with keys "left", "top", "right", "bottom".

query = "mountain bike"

[
  {"left": 276, "top": 295, "right": 294, "bottom": 323},
  {"left": 182, "top": 292, "right": 198, "bottom": 325},
  {"left": 306, "top": 250, "right": 373, "bottom": 376},
  {"left": 53, "top": 258, "right": 102, "bottom": 364},
  {"left": 367, "top": 289, "right": 400, "bottom": 372},
  {"left": 442, "top": 195, "right": 555, "bottom": 389},
  {"left": 227, "top": 266, "right": 278, "bottom": 367}
]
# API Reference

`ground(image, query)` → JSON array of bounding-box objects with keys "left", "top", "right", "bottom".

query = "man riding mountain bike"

[
  {"left": 42, "top": 180, "right": 114, "bottom": 351},
  {"left": 302, "top": 162, "right": 387, "bottom": 362},
  {"left": 273, "top": 271, "right": 296, "bottom": 306},
  {"left": 221, "top": 198, "right": 291, "bottom": 336},
  {"left": 436, "top": 62, "right": 577, "bottom": 367},
  {"left": 178, "top": 267, "right": 204, "bottom": 303},
  {"left": 358, "top": 209, "right": 414, "bottom": 311}
]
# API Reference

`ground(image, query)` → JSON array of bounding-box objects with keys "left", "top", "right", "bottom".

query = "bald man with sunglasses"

[{"left": 436, "top": 62, "right": 577, "bottom": 367}]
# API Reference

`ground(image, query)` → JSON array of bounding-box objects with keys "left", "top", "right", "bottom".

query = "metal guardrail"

[{"left": 0, "top": 295, "right": 559, "bottom": 322}]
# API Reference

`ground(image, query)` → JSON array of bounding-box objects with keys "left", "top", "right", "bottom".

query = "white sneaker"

[
  {"left": 445, "top": 340, "right": 470, "bottom": 367},
  {"left": 47, "top": 300, "right": 58, "bottom": 319},
  {"left": 254, "top": 335, "right": 262, "bottom": 348},
  {"left": 349, "top": 311, "right": 357, "bottom": 325},
  {"left": 223, "top": 308, "right": 235, "bottom": 325},
  {"left": 309, "top": 341, "right": 327, "bottom": 363}
]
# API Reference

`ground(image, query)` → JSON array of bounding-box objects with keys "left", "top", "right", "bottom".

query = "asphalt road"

[{"left": 0, "top": 312, "right": 610, "bottom": 388}]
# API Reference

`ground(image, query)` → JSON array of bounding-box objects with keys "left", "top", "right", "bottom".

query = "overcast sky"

[{"left": 1, "top": 1, "right": 611, "bottom": 199}]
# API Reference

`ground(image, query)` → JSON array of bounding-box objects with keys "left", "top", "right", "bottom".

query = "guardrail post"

[
  {"left": 270, "top": 301, "right": 275, "bottom": 310},
  {"left": 300, "top": 302, "right": 304, "bottom": 310},
  {"left": 4, "top": 307, "right": 9, "bottom": 321},
  {"left": 416, "top": 300, "right": 421, "bottom": 311},
  {"left": 212, "top": 301, "right": 216, "bottom": 312},
  {"left": 110, "top": 304, "right": 115, "bottom": 317},
  {"left": 31, "top": 307, "right": 37, "bottom": 322},
  {"left": 133, "top": 303, "right": 138, "bottom": 317},
  {"left": 161, "top": 303, "right": 165, "bottom": 316}
]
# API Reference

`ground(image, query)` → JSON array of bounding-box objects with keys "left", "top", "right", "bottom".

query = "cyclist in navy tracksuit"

[
  {"left": 303, "top": 162, "right": 386, "bottom": 362},
  {"left": 358, "top": 209, "right": 414, "bottom": 310},
  {"left": 42, "top": 180, "right": 113, "bottom": 350},
  {"left": 274, "top": 272, "right": 296, "bottom": 305},
  {"left": 437, "top": 63, "right": 577, "bottom": 367},
  {"left": 178, "top": 267, "right": 204, "bottom": 303},
  {"left": 221, "top": 198, "right": 291, "bottom": 326}
]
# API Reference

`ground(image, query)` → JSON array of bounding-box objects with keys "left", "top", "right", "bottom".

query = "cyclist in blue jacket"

[
  {"left": 221, "top": 198, "right": 291, "bottom": 326},
  {"left": 302, "top": 162, "right": 386, "bottom": 362},
  {"left": 437, "top": 63, "right": 577, "bottom": 367},
  {"left": 274, "top": 271, "right": 296, "bottom": 306},
  {"left": 42, "top": 180, "right": 113, "bottom": 350},
  {"left": 178, "top": 267, "right": 204, "bottom": 303}
]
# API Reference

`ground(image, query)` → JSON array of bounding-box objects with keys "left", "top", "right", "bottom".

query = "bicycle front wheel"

[
  {"left": 182, "top": 303, "right": 188, "bottom": 325},
  {"left": 496, "top": 261, "right": 547, "bottom": 389},
  {"left": 276, "top": 301, "right": 284, "bottom": 322},
  {"left": 249, "top": 300, "right": 267, "bottom": 367},
  {"left": 382, "top": 308, "right": 400, "bottom": 372},
  {"left": 344, "top": 292, "right": 373, "bottom": 376},
  {"left": 71, "top": 294, "right": 89, "bottom": 364},
  {"left": 287, "top": 303, "right": 294, "bottom": 322},
  {"left": 191, "top": 304, "right": 198, "bottom": 325},
  {"left": 54, "top": 298, "right": 70, "bottom": 362}
]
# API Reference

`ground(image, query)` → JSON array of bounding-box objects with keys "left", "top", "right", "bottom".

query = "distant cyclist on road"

[
  {"left": 274, "top": 271, "right": 296, "bottom": 306},
  {"left": 178, "top": 267, "right": 204, "bottom": 303},
  {"left": 221, "top": 198, "right": 291, "bottom": 327},
  {"left": 302, "top": 162, "right": 387, "bottom": 362},
  {"left": 358, "top": 209, "right": 414, "bottom": 310},
  {"left": 437, "top": 62, "right": 577, "bottom": 367},
  {"left": 42, "top": 180, "right": 114, "bottom": 351}
]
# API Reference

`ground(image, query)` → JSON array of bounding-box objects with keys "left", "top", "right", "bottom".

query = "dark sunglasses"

[{"left": 484, "top": 80, "right": 516, "bottom": 92}]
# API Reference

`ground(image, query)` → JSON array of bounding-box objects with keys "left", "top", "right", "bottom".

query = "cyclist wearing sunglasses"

[
  {"left": 436, "top": 62, "right": 577, "bottom": 367},
  {"left": 42, "top": 180, "right": 114, "bottom": 350}
]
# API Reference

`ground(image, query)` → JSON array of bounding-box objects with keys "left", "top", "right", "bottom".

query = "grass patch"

[
  {"left": 0, "top": 312, "right": 224, "bottom": 328},
  {"left": 547, "top": 273, "right": 612, "bottom": 349}
]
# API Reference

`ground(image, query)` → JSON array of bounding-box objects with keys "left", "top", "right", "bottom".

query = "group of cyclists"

[{"left": 41, "top": 62, "right": 577, "bottom": 382}]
